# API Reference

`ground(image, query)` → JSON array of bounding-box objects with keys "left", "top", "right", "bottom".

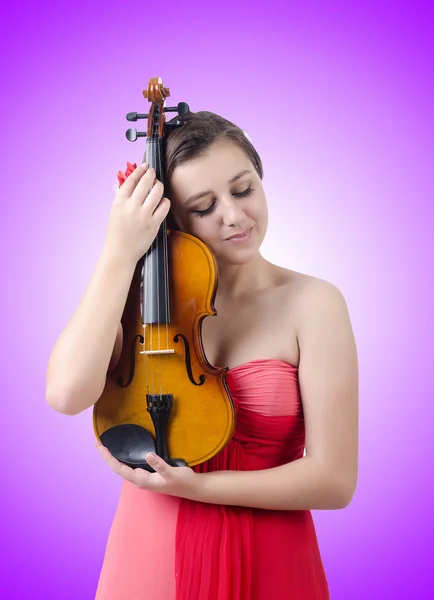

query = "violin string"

[
  {"left": 144, "top": 146, "right": 153, "bottom": 399},
  {"left": 160, "top": 118, "right": 170, "bottom": 401},
  {"left": 150, "top": 142, "right": 155, "bottom": 399},
  {"left": 142, "top": 158, "right": 149, "bottom": 399},
  {"left": 163, "top": 138, "right": 169, "bottom": 401},
  {"left": 153, "top": 140, "right": 162, "bottom": 400}
]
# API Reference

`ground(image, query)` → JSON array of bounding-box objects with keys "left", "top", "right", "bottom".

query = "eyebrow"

[{"left": 185, "top": 169, "right": 252, "bottom": 205}]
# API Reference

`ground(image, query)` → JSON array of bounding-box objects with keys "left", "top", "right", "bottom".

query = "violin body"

[{"left": 93, "top": 78, "right": 235, "bottom": 470}]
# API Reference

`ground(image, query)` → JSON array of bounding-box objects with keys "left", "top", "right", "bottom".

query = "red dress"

[{"left": 96, "top": 359, "right": 330, "bottom": 599}]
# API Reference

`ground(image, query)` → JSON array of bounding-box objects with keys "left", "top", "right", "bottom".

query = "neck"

[{"left": 215, "top": 253, "right": 273, "bottom": 303}]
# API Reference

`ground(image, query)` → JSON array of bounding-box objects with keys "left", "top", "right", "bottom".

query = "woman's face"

[{"left": 169, "top": 139, "right": 268, "bottom": 266}]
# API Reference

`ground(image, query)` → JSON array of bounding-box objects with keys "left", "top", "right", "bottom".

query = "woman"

[{"left": 46, "top": 111, "right": 359, "bottom": 599}]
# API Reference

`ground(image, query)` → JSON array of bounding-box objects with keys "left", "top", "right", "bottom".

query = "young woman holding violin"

[{"left": 46, "top": 104, "right": 358, "bottom": 599}]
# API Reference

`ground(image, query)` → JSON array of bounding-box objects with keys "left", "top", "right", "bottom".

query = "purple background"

[{"left": 1, "top": 0, "right": 433, "bottom": 598}]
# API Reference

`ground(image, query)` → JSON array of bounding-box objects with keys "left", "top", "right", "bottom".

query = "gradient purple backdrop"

[{"left": 1, "top": 0, "right": 433, "bottom": 598}]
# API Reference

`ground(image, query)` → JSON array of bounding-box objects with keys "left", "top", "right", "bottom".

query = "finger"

[
  {"left": 151, "top": 196, "right": 171, "bottom": 220},
  {"left": 96, "top": 443, "right": 123, "bottom": 471},
  {"left": 116, "top": 163, "right": 149, "bottom": 200},
  {"left": 131, "top": 169, "right": 164, "bottom": 208},
  {"left": 96, "top": 443, "right": 135, "bottom": 479},
  {"left": 97, "top": 443, "right": 154, "bottom": 488},
  {"left": 132, "top": 468, "right": 153, "bottom": 488},
  {"left": 146, "top": 452, "right": 173, "bottom": 479}
]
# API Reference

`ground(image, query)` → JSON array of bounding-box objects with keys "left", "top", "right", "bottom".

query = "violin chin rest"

[{"left": 100, "top": 423, "right": 156, "bottom": 470}]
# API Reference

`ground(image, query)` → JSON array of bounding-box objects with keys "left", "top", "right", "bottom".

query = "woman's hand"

[
  {"left": 96, "top": 442, "right": 199, "bottom": 499},
  {"left": 104, "top": 163, "right": 171, "bottom": 266}
]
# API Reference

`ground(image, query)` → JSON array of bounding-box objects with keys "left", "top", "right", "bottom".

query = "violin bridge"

[{"left": 139, "top": 349, "right": 175, "bottom": 355}]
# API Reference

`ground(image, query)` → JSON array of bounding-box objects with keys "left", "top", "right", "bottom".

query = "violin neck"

[
  {"left": 146, "top": 133, "right": 166, "bottom": 184},
  {"left": 140, "top": 137, "right": 170, "bottom": 325}
]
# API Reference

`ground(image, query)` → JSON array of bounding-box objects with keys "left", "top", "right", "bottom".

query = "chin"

[{"left": 217, "top": 247, "right": 262, "bottom": 267}]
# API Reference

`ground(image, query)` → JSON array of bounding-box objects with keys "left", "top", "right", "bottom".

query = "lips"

[{"left": 224, "top": 227, "right": 253, "bottom": 241}]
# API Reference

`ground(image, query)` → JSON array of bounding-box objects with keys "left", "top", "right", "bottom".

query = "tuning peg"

[
  {"left": 165, "top": 120, "right": 185, "bottom": 130},
  {"left": 164, "top": 102, "right": 190, "bottom": 115},
  {"left": 125, "top": 128, "right": 146, "bottom": 142},
  {"left": 126, "top": 112, "right": 149, "bottom": 121},
  {"left": 177, "top": 102, "right": 190, "bottom": 114}
]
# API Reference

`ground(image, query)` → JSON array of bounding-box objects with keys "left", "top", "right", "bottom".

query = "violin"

[{"left": 93, "top": 77, "right": 236, "bottom": 471}]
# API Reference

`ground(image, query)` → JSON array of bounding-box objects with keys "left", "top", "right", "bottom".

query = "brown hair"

[{"left": 164, "top": 110, "right": 263, "bottom": 184}]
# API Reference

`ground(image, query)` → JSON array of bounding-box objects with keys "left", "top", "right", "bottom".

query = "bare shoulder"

[
  {"left": 270, "top": 265, "right": 345, "bottom": 306},
  {"left": 276, "top": 268, "right": 352, "bottom": 328},
  {"left": 271, "top": 265, "right": 355, "bottom": 351}
]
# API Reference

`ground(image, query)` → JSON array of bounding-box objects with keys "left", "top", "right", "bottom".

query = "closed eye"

[
  {"left": 234, "top": 185, "right": 254, "bottom": 198},
  {"left": 192, "top": 185, "right": 254, "bottom": 218}
]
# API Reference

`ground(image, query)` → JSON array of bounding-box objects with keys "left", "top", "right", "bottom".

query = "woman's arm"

[
  {"left": 189, "top": 280, "right": 359, "bottom": 510},
  {"left": 46, "top": 163, "right": 171, "bottom": 417},
  {"left": 46, "top": 249, "right": 135, "bottom": 416}
]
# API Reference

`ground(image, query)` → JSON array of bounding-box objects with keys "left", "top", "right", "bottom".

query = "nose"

[{"left": 220, "top": 197, "right": 246, "bottom": 227}]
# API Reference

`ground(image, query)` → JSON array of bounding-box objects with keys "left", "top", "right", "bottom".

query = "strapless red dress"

[{"left": 95, "top": 359, "right": 330, "bottom": 599}]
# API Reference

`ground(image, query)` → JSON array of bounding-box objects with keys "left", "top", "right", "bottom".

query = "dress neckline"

[{"left": 227, "top": 358, "right": 298, "bottom": 373}]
